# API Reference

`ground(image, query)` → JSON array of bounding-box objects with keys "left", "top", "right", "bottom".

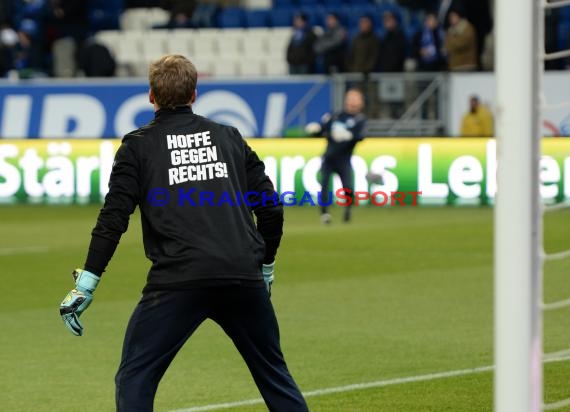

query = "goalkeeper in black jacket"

[
  {"left": 305, "top": 88, "right": 367, "bottom": 224},
  {"left": 59, "top": 54, "right": 308, "bottom": 412}
]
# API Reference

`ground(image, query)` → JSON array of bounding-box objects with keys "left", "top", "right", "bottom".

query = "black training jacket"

[{"left": 84, "top": 106, "right": 283, "bottom": 289}]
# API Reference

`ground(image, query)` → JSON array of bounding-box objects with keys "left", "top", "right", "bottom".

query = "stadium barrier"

[
  {"left": 0, "top": 79, "right": 330, "bottom": 139},
  {"left": 1, "top": 138, "right": 570, "bottom": 205}
]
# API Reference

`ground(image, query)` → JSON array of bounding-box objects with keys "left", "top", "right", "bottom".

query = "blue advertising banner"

[{"left": 0, "top": 78, "right": 331, "bottom": 138}]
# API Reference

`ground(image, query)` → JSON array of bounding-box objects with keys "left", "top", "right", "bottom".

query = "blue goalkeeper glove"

[
  {"left": 59, "top": 269, "right": 100, "bottom": 336},
  {"left": 262, "top": 262, "right": 275, "bottom": 296}
]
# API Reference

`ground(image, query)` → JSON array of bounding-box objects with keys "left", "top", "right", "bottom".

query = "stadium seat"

[
  {"left": 268, "top": 27, "right": 292, "bottom": 45},
  {"left": 217, "top": 30, "right": 245, "bottom": 58},
  {"left": 88, "top": 0, "right": 122, "bottom": 30},
  {"left": 359, "top": 5, "right": 386, "bottom": 29},
  {"left": 299, "top": 7, "right": 325, "bottom": 27},
  {"left": 89, "top": 8, "right": 120, "bottom": 31},
  {"left": 115, "top": 34, "right": 143, "bottom": 59},
  {"left": 273, "top": 0, "right": 297, "bottom": 7},
  {"left": 52, "top": 38, "right": 76, "bottom": 77},
  {"left": 266, "top": 28, "right": 291, "bottom": 58},
  {"left": 242, "top": 31, "right": 268, "bottom": 57},
  {"left": 147, "top": 7, "right": 170, "bottom": 28},
  {"left": 166, "top": 29, "right": 197, "bottom": 56},
  {"left": 324, "top": 5, "right": 350, "bottom": 26},
  {"left": 298, "top": 0, "right": 320, "bottom": 6},
  {"left": 191, "top": 3, "right": 218, "bottom": 28},
  {"left": 136, "top": 52, "right": 154, "bottom": 74},
  {"left": 166, "top": 35, "right": 193, "bottom": 56},
  {"left": 120, "top": 9, "right": 147, "bottom": 31},
  {"left": 244, "top": 10, "right": 269, "bottom": 28},
  {"left": 94, "top": 30, "right": 121, "bottom": 52},
  {"left": 184, "top": 29, "right": 218, "bottom": 62},
  {"left": 141, "top": 33, "right": 168, "bottom": 59},
  {"left": 265, "top": 58, "right": 288, "bottom": 76},
  {"left": 217, "top": 7, "right": 246, "bottom": 28},
  {"left": 268, "top": 8, "right": 294, "bottom": 27},
  {"left": 210, "top": 58, "right": 240, "bottom": 76},
  {"left": 170, "top": 28, "right": 196, "bottom": 40},
  {"left": 238, "top": 59, "right": 266, "bottom": 77},
  {"left": 192, "top": 55, "right": 216, "bottom": 75}
]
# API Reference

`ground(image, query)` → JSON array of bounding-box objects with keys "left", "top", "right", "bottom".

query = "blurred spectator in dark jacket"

[
  {"left": 0, "top": 0, "right": 13, "bottom": 26},
  {"left": 287, "top": 13, "right": 316, "bottom": 74},
  {"left": 413, "top": 12, "right": 446, "bottom": 71},
  {"left": 461, "top": 0, "right": 492, "bottom": 68},
  {"left": 346, "top": 15, "right": 378, "bottom": 74},
  {"left": 377, "top": 11, "right": 406, "bottom": 72},
  {"left": 444, "top": 9, "right": 477, "bottom": 71},
  {"left": 161, "top": 0, "right": 197, "bottom": 28},
  {"left": 78, "top": 38, "right": 116, "bottom": 77},
  {"left": 47, "top": 0, "right": 88, "bottom": 42},
  {"left": 439, "top": 0, "right": 492, "bottom": 69},
  {"left": 314, "top": 13, "right": 347, "bottom": 74},
  {"left": 13, "top": 19, "right": 40, "bottom": 76}
]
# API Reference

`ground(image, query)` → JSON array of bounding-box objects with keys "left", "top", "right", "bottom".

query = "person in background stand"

[
  {"left": 444, "top": 9, "right": 478, "bottom": 71},
  {"left": 377, "top": 10, "right": 406, "bottom": 73},
  {"left": 287, "top": 12, "right": 316, "bottom": 74},
  {"left": 412, "top": 12, "right": 446, "bottom": 119},
  {"left": 314, "top": 12, "right": 347, "bottom": 74},
  {"left": 413, "top": 12, "right": 446, "bottom": 72}
]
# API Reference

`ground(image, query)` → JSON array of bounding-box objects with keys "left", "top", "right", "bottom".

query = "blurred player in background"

[
  {"left": 59, "top": 54, "right": 308, "bottom": 412},
  {"left": 305, "top": 88, "right": 367, "bottom": 224}
]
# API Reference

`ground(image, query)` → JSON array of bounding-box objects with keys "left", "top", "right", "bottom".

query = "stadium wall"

[
  {"left": 1, "top": 73, "right": 570, "bottom": 139},
  {"left": 1, "top": 138, "right": 569, "bottom": 206},
  {"left": 0, "top": 78, "right": 330, "bottom": 139}
]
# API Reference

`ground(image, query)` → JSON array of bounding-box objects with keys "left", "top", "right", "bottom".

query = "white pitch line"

[
  {"left": 170, "top": 354, "right": 570, "bottom": 412},
  {"left": 0, "top": 246, "right": 49, "bottom": 256},
  {"left": 169, "top": 366, "right": 493, "bottom": 412}
]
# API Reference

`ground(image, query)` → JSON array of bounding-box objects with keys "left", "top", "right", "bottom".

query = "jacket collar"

[{"left": 155, "top": 105, "right": 193, "bottom": 118}]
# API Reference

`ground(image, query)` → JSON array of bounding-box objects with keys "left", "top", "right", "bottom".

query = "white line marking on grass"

[
  {"left": 169, "top": 366, "right": 492, "bottom": 412},
  {"left": 0, "top": 246, "right": 49, "bottom": 256},
  {"left": 170, "top": 354, "right": 570, "bottom": 412}
]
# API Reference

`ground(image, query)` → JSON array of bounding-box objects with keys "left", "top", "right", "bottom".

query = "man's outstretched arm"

[{"left": 59, "top": 137, "right": 140, "bottom": 336}]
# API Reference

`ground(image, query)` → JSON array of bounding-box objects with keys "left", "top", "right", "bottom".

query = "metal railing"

[{"left": 331, "top": 72, "right": 448, "bottom": 136}]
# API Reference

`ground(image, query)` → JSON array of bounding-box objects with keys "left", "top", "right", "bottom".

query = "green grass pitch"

[{"left": 1, "top": 205, "right": 569, "bottom": 411}]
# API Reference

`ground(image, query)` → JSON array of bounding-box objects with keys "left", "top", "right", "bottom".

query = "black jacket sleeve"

[
  {"left": 243, "top": 139, "right": 283, "bottom": 264},
  {"left": 84, "top": 136, "right": 140, "bottom": 275}
]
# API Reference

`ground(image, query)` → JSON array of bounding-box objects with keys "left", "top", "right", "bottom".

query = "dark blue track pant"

[
  {"left": 320, "top": 158, "right": 354, "bottom": 214},
  {"left": 115, "top": 286, "right": 308, "bottom": 412}
]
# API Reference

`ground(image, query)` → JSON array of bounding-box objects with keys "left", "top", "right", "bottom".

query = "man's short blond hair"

[{"left": 149, "top": 55, "right": 197, "bottom": 109}]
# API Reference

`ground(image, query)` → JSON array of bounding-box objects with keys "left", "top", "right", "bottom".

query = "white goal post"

[{"left": 494, "top": 0, "right": 543, "bottom": 411}]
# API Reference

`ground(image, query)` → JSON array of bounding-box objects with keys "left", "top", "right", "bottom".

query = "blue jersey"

[{"left": 321, "top": 111, "right": 367, "bottom": 161}]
